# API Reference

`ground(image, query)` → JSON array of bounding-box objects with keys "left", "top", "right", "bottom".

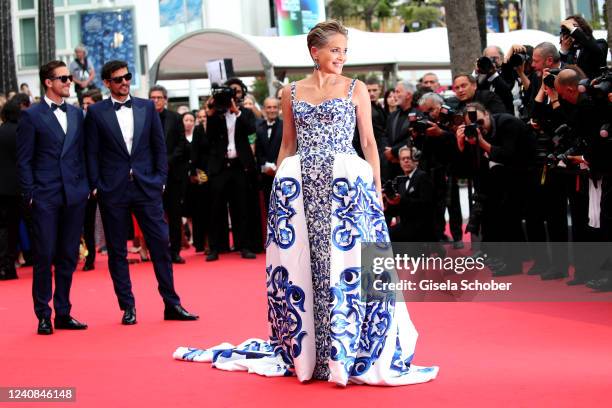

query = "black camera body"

[
  {"left": 464, "top": 108, "right": 480, "bottom": 141},
  {"left": 476, "top": 56, "right": 496, "bottom": 75},
  {"left": 211, "top": 85, "right": 236, "bottom": 114},
  {"left": 438, "top": 104, "right": 463, "bottom": 129},
  {"left": 560, "top": 26, "right": 571, "bottom": 36},
  {"left": 383, "top": 175, "right": 409, "bottom": 198},
  {"left": 508, "top": 52, "right": 530, "bottom": 68},
  {"left": 543, "top": 68, "right": 562, "bottom": 89},
  {"left": 581, "top": 67, "right": 612, "bottom": 101},
  {"left": 408, "top": 111, "right": 432, "bottom": 137},
  {"left": 546, "top": 123, "right": 587, "bottom": 168}
]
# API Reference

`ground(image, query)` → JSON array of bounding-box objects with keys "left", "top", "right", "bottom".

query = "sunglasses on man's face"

[
  {"left": 50, "top": 75, "right": 73, "bottom": 83},
  {"left": 109, "top": 72, "right": 132, "bottom": 84}
]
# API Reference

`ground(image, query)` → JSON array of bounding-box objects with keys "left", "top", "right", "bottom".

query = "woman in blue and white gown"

[{"left": 174, "top": 20, "right": 438, "bottom": 386}]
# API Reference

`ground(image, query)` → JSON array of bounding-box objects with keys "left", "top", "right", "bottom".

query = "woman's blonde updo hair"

[{"left": 306, "top": 20, "right": 348, "bottom": 55}]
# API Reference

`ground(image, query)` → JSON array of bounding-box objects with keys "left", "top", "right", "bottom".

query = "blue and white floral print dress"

[{"left": 174, "top": 79, "right": 439, "bottom": 386}]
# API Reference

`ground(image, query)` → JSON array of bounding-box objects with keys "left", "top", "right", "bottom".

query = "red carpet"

[{"left": 1, "top": 248, "right": 611, "bottom": 407}]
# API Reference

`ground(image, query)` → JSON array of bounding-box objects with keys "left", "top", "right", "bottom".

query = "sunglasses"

[
  {"left": 109, "top": 72, "right": 132, "bottom": 84},
  {"left": 50, "top": 75, "right": 73, "bottom": 83}
]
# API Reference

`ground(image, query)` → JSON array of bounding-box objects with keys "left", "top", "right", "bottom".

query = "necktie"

[
  {"left": 114, "top": 99, "right": 133, "bottom": 111},
  {"left": 51, "top": 102, "right": 67, "bottom": 112}
]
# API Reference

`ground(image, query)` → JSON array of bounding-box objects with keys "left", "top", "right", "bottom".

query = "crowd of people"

[{"left": 0, "top": 13, "right": 611, "bottom": 299}]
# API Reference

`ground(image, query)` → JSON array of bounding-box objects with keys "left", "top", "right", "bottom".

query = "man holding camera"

[
  {"left": 414, "top": 92, "right": 463, "bottom": 247},
  {"left": 455, "top": 103, "right": 535, "bottom": 276},
  {"left": 559, "top": 16, "right": 607, "bottom": 80},
  {"left": 476, "top": 46, "right": 514, "bottom": 114},
  {"left": 382, "top": 80, "right": 417, "bottom": 180},
  {"left": 385, "top": 146, "right": 435, "bottom": 243},
  {"left": 206, "top": 79, "right": 257, "bottom": 261}
]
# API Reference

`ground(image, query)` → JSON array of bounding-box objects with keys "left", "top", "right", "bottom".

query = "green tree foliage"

[{"left": 398, "top": 3, "right": 442, "bottom": 32}]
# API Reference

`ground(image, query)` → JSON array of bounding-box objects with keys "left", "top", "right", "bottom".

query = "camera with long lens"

[
  {"left": 464, "top": 107, "right": 480, "bottom": 141},
  {"left": 543, "top": 68, "right": 562, "bottom": 88},
  {"left": 476, "top": 56, "right": 495, "bottom": 75},
  {"left": 508, "top": 52, "right": 530, "bottom": 68},
  {"left": 546, "top": 123, "right": 587, "bottom": 168},
  {"left": 211, "top": 85, "right": 236, "bottom": 114},
  {"left": 579, "top": 67, "right": 612, "bottom": 101}
]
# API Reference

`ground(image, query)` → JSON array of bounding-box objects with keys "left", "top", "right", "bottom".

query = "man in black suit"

[
  {"left": 17, "top": 61, "right": 89, "bottom": 334},
  {"left": 206, "top": 81, "right": 257, "bottom": 262},
  {"left": 81, "top": 89, "right": 103, "bottom": 271},
  {"left": 477, "top": 46, "right": 515, "bottom": 114},
  {"left": 385, "top": 146, "right": 436, "bottom": 242},
  {"left": 255, "top": 97, "right": 283, "bottom": 210},
  {"left": 450, "top": 74, "right": 507, "bottom": 114},
  {"left": 456, "top": 102, "right": 535, "bottom": 276},
  {"left": 382, "top": 80, "right": 417, "bottom": 181},
  {"left": 0, "top": 94, "right": 30, "bottom": 281},
  {"left": 353, "top": 77, "right": 387, "bottom": 178},
  {"left": 85, "top": 60, "right": 197, "bottom": 324},
  {"left": 149, "top": 85, "right": 187, "bottom": 264},
  {"left": 189, "top": 120, "right": 210, "bottom": 253}
]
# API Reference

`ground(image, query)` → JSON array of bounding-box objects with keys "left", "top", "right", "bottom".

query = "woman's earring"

[{"left": 314, "top": 59, "right": 320, "bottom": 70}]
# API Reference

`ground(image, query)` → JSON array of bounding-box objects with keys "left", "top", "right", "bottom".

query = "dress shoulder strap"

[
  {"left": 348, "top": 78, "right": 357, "bottom": 99},
  {"left": 290, "top": 82, "right": 296, "bottom": 102}
]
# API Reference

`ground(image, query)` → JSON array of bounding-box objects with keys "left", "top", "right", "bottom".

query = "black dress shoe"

[
  {"left": 240, "top": 249, "right": 256, "bottom": 259},
  {"left": 82, "top": 263, "right": 95, "bottom": 271},
  {"left": 587, "top": 278, "right": 612, "bottom": 291},
  {"left": 541, "top": 270, "right": 568, "bottom": 280},
  {"left": 54, "top": 315, "right": 88, "bottom": 330},
  {"left": 206, "top": 251, "right": 219, "bottom": 261},
  {"left": 164, "top": 304, "right": 199, "bottom": 321},
  {"left": 37, "top": 318, "right": 53, "bottom": 335},
  {"left": 122, "top": 307, "right": 137, "bottom": 325},
  {"left": 171, "top": 254, "right": 186, "bottom": 264},
  {"left": 491, "top": 264, "right": 522, "bottom": 277}
]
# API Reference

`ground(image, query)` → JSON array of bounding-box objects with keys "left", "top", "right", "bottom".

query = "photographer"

[
  {"left": 553, "top": 68, "right": 610, "bottom": 285},
  {"left": 476, "top": 46, "right": 514, "bottom": 114},
  {"left": 559, "top": 16, "right": 607, "bottom": 80},
  {"left": 206, "top": 79, "right": 257, "bottom": 261},
  {"left": 382, "top": 80, "right": 417, "bottom": 180},
  {"left": 526, "top": 67, "right": 593, "bottom": 282},
  {"left": 414, "top": 92, "right": 463, "bottom": 246},
  {"left": 501, "top": 44, "right": 538, "bottom": 119},
  {"left": 455, "top": 103, "right": 535, "bottom": 276},
  {"left": 385, "top": 146, "right": 436, "bottom": 243}
]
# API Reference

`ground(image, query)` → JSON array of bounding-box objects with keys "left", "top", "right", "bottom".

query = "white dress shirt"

[
  {"left": 111, "top": 95, "right": 134, "bottom": 154},
  {"left": 185, "top": 132, "right": 193, "bottom": 144},
  {"left": 225, "top": 111, "right": 238, "bottom": 159},
  {"left": 44, "top": 95, "right": 67, "bottom": 134},
  {"left": 405, "top": 168, "right": 417, "bottom": 191}
]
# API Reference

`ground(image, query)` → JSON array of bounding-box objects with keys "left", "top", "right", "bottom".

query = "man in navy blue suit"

[
  {"left": 17, "top": 60, "right": 89, "bottom": 335},
  {"left": 85, "top": 60, "right": 198, "bottom": 325}
]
